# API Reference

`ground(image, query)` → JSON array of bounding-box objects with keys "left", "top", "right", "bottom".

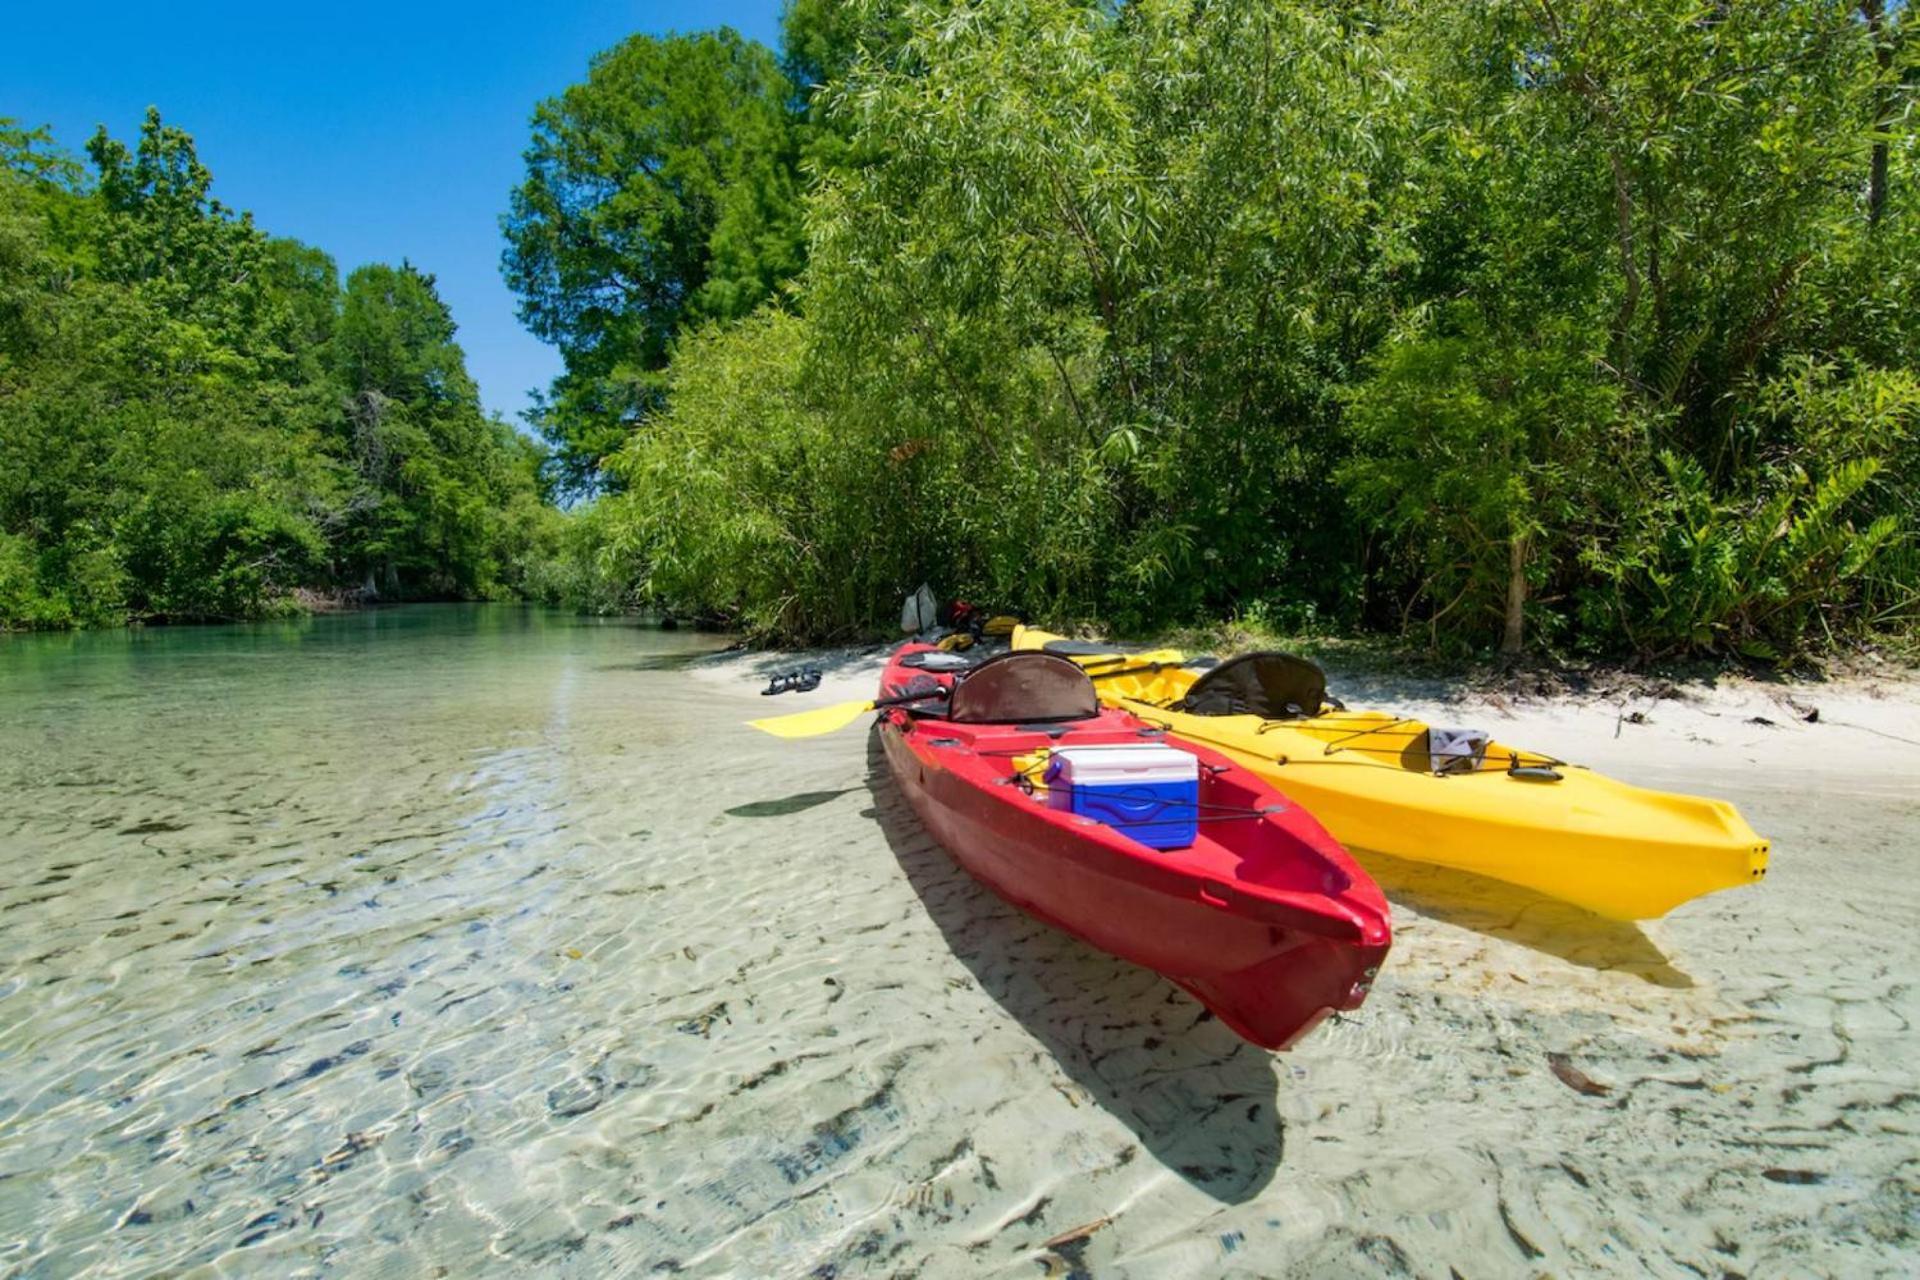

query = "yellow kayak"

[{"left": 1012, "top": 627, "right": 1769, "bottom": 920}]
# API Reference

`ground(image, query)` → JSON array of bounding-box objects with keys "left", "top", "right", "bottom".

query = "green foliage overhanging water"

[
  {"left": 7, "top": 2, "right": 1917, "bottom": 661},
  {"left": 1, "top": 111, "right": 556, "bottom": 628},
  {"left": 505, "top": 0, "right": 1918, "bottom": 661}
]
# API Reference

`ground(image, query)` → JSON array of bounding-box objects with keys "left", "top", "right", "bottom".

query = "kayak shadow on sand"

[
  {"left": 1357, "top": 850, "right": 1696, "bottom": 988},
  {"left": 862, "top": 730, "right": 1283, "bottom": 1204}
]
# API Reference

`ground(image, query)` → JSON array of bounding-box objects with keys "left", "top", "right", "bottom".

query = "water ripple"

[{"left": 0, "top": 607, "right": 1914, "bottom": 1277}]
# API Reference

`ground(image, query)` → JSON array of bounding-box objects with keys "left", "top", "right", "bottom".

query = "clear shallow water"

[{"left": 1, "top": 606, "right": 1915, "bottom": 1277}]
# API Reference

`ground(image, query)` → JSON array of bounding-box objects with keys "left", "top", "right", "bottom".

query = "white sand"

[
  {"left": 6, "top": 617, "right": 1912, "bottom": 1277},
  {"left": 698, "top": 642, "right": 1920, "bottom": 1276}
]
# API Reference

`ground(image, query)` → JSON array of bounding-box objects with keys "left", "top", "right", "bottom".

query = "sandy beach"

[
  {"left": 693, "top": 640, "right": 1920, "bottom": 1276},
  {"left": 3, "top": 611, "right": 1915, "bottom": 1277}
]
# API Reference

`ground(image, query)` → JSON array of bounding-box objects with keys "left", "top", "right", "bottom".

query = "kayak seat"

[
  {"left": 1172, "top": 651, "right": 1332, "bottom": 720},
  {"left": 948, "top": 652, "right": 1099, "bottom": 724}
]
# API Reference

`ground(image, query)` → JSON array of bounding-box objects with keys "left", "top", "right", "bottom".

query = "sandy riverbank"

[
  {"left": 5, "top": 612, "right": 1911, "bottom": 1277},
  {"left": 694, "top": 640, "right": 1920, "bottom": 1275}
]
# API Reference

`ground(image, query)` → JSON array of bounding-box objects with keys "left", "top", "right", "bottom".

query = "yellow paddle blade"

[{"left": 747, "top": 698, "right": 877, "bottom": 739}]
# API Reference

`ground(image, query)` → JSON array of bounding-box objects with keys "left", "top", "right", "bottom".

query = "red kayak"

[{"left": 876, "top": 645, "right": 1391, "bottom": 1049}]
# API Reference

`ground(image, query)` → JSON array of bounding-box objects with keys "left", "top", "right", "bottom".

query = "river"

[{"left": 1, "top": 605, "right": 1914, "bottom": 1276}]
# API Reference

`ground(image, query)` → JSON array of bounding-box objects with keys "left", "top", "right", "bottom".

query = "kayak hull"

[
  {"left": 877, "top": 647, "right": 1391, "bottom": 1050},
  {"left": 1015, "top": 629, "right": 1769, "bottom": 921}
]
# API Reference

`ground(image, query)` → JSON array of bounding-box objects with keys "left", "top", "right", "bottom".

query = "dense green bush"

[
  {"left": 515, "top": 0, "right": 1914, "bottom": 659},
  {"left": 597, "top": 308, "right": 1124, "bottom": 640},
  {"left": 1586, "top": 453, "right": 1900, "bottom": 659},
  {"left": 1338, "top": 310, "right": 1625, "bottom": 654},
  {"left": 1585, "top": 357, "right": 1919, "bottom": 657},
  {"left": 0, "top": 111, "right": 549, "bottom": 629}
]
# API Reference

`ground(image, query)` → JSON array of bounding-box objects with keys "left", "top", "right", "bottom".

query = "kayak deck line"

[{"left": 1120, "top": 697, "right": 1569, "bottom": 772}]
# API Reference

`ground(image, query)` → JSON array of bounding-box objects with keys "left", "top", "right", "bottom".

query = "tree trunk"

[
  {"left": 1501, "top": 533, "right": 1529, "bottom": 656},
  {"left": 1863, "top": 0, "right": 1891, "bottom": 228},
  {"left": 1607, "top": 152, "right": 1642, "bottom": 374},
  {"left": 1871, "top": 140, "right": 1889, "bottom": 228}
]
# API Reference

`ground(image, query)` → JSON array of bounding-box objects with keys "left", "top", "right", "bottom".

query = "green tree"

[
  {"left": 86, "top": 107, "right": 289, "bottom": 376},
  {"left": 1339, "top": 311, "right": 1622, "bottom": 655},
  {"left": 330, "top": 263, "right": 545, "bottom": 599},
  {"left": 2, "top": 115, "right": 328, "bottom": 625},
  {"left": 801, "top": 0, "right": 1410, "bottom": 627},
  {"left": 1367, "top": 0, "right": 1913, "bottom": 654},
  {"left": 502, "top": 29, "right": 806, "bottom": 491},
  {"left": 2, "top": 114, "right": 556, "bottom": 630},
  {"left": 568, "top": 0, "right": 1913, "bottom": 657}
]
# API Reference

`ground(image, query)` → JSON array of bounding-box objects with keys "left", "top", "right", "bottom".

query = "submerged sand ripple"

[{"left": 1, "top": 608, "right": 1915, "bottom": 1277}]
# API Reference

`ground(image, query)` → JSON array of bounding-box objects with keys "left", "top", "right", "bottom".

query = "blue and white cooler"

[{"left": 1044, "top": 744, "right": 1199, "bottom": 849}]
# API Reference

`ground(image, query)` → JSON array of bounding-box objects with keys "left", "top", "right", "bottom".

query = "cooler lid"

[{"left": 1047, "top": 743, "right": 1198, "bottom": 785}]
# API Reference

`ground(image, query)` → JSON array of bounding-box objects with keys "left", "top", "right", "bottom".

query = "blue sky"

[{"left": 3, "top": 1, "right": 783, "bottom": 425}]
